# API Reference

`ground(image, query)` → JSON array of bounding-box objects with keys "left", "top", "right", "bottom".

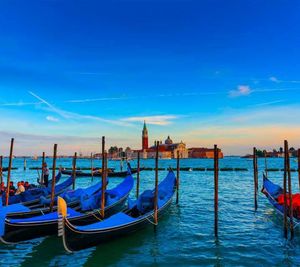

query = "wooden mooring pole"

[
  {"left": 136, "top": 151, "right": 140, "bottom": 199},
  {"left": 41, "top": 152, "right": 45, "bottom": 184},
  {"left": 176, "top": 150, "right": 180, "bottom": 205},
  {"left": 283, "top": 141, "right": 288, "bottom": 239},
  {"left": 5, "top": 138, "right": 14, "bottom": 206},
  {"left": 72, "top": 152, "right": 77, "bottom": 190},
  {"left": 286, "top": 140, "right": 294, "bottom": 239},
  {"left": 253, "top": 147, "right": 258, "bottom": 211},
  {"left": 264, "top": 150, "right": 268, "bottom": 178},
  {"left": 154, "top": 141, "right": 159, "bottom": 226},
  {"left": 23, "top": 157, "right": 27, "bottom": 171},
  {"left": 298, "top": 148, "right": 300, "bottom": 190},
  {"left": 50, "top": 144, "right": 58, "bottom": 212},
  {"left": 100, "top": 136, "right": 106, "bottom": 219},
  {"left": 0, "top": 156, "right": 3, "bottom": 184},
  {"left": 91, "top": 152, "right": 94, "bottom": 182},
  {"left": 214, "top": 144, "right": 219, "bottom": 238}
]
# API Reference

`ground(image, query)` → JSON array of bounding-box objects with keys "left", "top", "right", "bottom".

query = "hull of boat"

[
  {"left": 63, "top": 197, "right": 173, "bottom": 252},
  {"left": 1, "top": 193, "right": 128, "bottom": 243}
]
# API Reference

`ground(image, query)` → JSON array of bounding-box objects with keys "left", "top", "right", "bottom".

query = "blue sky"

[{"left": 0, "top": 0, "right": 300, "bottom": 155}]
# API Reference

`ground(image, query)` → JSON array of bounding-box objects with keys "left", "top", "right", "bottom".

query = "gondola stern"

[
  {"left": 57, "top": 196, "right": 74, "bottom": 253},
  {"left": 59, "top": 217, "right": 74, "bottom": 253}
]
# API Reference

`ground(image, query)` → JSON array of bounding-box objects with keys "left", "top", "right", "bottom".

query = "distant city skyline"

[{"left": 0, "top": 1, "right": 299, "bottom": 155}]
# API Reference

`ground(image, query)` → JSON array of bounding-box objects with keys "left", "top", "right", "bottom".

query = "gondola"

[
  {"left": 0, "top": 172, "right": 61, "bottom": 197},
  {"left": 4, "top": 179, "right": 105, "bottom": 219},
  {"left": 0, "top": 172, "right": 134, "bottom": 244},
  {"left": 61, "top": 168, "right": 143, "bottom": 178},
  {"left": 1, "top": 172, "right": 69, "bottom": 206},
  {"left": 262, "top": 174, "right": 300, "bottom": 221},
  {"left": 59, "top": 170, "right": 176, "bottom": 252}
]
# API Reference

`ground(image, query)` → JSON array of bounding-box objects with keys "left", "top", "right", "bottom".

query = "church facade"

[{"left": 131, "top": 121, "right": 189, "bottom": 159}]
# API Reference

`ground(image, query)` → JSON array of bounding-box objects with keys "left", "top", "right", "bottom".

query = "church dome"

[{"left": 165, "top": 136, "right": 173, "bottom": 145}]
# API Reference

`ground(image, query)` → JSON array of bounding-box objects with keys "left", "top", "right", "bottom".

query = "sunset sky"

[{"left": 0, "top": 0, "right": 299, "bottom": 155}]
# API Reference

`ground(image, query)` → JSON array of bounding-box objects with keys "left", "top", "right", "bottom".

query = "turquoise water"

[{"left": 0, "top": 157, "right": 300, "bottom": 266}]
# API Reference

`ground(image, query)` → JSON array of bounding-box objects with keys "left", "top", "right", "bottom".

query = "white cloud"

[
  {"left": 46, "top": 116, "right": 59, "bottom": 122},
  {"left": 269, "top": 76, "right": 280, "bottom": 83},
  {"left": 121, "top": 115, "right": 178, "bottom": 125},
  {"left": 228, "top": 85, "right": 252, "bottom": 98},
  {"left": 249, "top": 100, "right": 285, "bottom": 107},
  {"left": 269, "top": 76, "right": 300, "bottom": 84},
  {"left": 29, "top": 91, "right": 131, "bottom": 126},
  {"left": 0, "top": 101, "right": 41, "bottom": 107}
]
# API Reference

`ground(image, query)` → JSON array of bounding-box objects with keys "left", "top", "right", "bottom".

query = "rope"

[
  {"left": 88, "top": 210, "right": 103, "bottom": 221},
  {"left": 293, "top": 221, "right": 300, "bottom": 229},
  {"left": 145, "top": 215, "right": 158, "bottom": 226}
]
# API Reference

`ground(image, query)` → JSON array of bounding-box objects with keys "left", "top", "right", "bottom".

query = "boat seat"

[{"left": 137, "top": 190, "right": 154, "bottom": 214}]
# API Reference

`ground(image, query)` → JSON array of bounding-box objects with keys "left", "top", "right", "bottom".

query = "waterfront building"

[
  {"left": 105, "top": 122, "right": 224, "bottom": 159},
  {"left": 188, "top": 147, "right": 224, "bottom": 159},
  {"left": 130, "top": 121, "right": 189, "bottom": 159}
]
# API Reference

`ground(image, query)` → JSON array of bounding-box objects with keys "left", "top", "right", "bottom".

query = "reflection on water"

[{"left": 0, "top": 158, "right": 299, "bottom": 266}]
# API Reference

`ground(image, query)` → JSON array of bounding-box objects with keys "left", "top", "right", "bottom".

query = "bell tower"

[{"left": 142, "top": 120, "right": 148, "bottom": 150}]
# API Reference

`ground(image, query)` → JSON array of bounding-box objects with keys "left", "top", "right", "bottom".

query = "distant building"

[
  {"left": 241, "top": 147, "right": 297, "bottom": 158},
  {"left": 103, "top": 121, "right": 225, "bottom": 159},
  {"left": 132, "top": 121, "right": 189, "bottom": 159},
  {"left": 188, "top": 147, "right": 224, "bottom": 159},
  {"left": 142, "top": 121, "right": 149, "bottom": 150},
  {"left": 265, "top": 151, "right": 284, "bottom": 158},
  {"left": 145, "top": 138, "right": 188, "bottom": 159}
]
